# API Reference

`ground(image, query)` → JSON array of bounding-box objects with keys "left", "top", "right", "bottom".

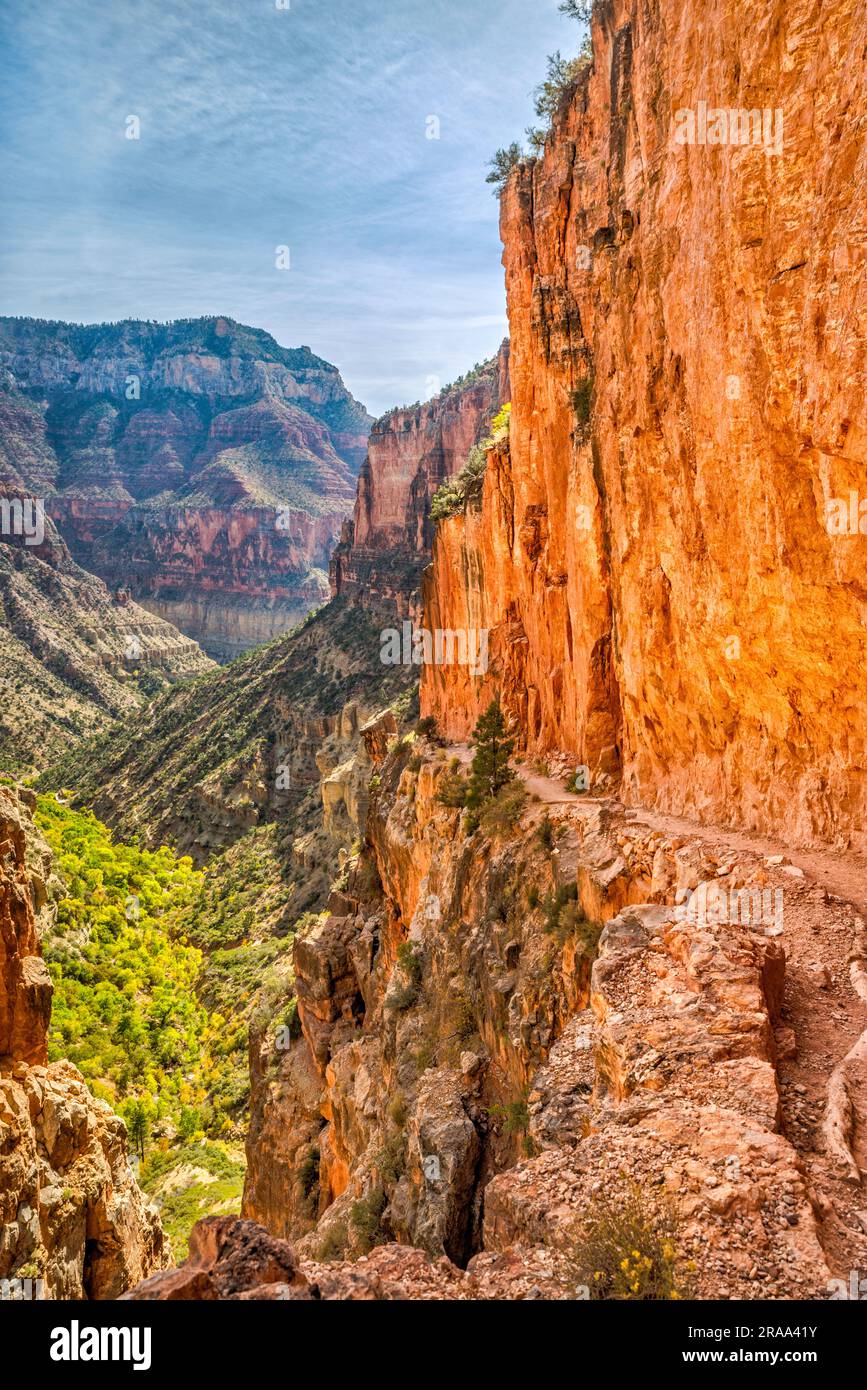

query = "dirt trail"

[
  {"left": 446, "top": 743, "right": 867, "bottom": 1282},
  {"left": 627, "top": 807, "right": 867, "bottom": 915},
  {"left": 612, "top": 802, "right": 867, "bottom": 1277}
]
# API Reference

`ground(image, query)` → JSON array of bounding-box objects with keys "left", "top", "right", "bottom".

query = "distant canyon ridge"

[{"left": 0, "top": 316, "right": 372, "bottom": 659}]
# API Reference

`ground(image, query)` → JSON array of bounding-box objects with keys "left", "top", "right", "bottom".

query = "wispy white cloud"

[{"left": 0, "top": 0, "right": 575, "bottom": 414}]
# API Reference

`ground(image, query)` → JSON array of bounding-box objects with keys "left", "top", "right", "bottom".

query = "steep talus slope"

[
  {"left": 0, "top": 784, "right": 166, "bottom": 1298},
  {"left": 330, "top": 345, "right": 509, "bottom": 617},
  {"left": 422, "top": 0, "right": 867, "bottom": 850},
  {"left": 0, "top": 515, "right": 212, "bottom": 773},
  {"left": 47, "top": 597, "right": 412, "bottom": 865},
  {"left": 0, "top": 316, "right": 372, "bottom": 658}
]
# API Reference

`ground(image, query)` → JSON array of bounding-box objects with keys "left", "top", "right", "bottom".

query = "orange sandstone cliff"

[
  {"left": 422, "top": 0, "right": 867, "bottom": 851},
  {"left": 331, "top": 344, "right": 509, "bottom": 616}
]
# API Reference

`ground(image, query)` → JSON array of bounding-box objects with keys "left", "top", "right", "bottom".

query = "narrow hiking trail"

[
  {"left": 446, "top": 743, "right": 867, "bottom": 1283},
  {"left": 628, "top": 804, "right": 867, "bottom": 1282}
]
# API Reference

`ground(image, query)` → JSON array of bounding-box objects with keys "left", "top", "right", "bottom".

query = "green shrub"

[
  {"left": 391, "top": 941, "right": 424, "bottom": 1011},
  {"left": 397, "top": 941, "right": 423, "bottom": 986},
  {"left": 533, "top": 51, "right": 586, "bottom": 124},
  {"left": 569, "top": 375, "right": 594, "bottom": 437},
  {"left": 430, "top": 407, "right": 510, "bottom": 522},
  {"left": 448, "top": 992, "right": 477, "bottom": 1046},
  {"left": 350, "top": 1187, "right": 388, "bottom": 1252},
  {"left": 317, "top": 1223, "right": 348, "bottom": 1262},
  {"left": 410, "top": 1036, "right": 436, "bottom": 1073},
  {"left": 485, "top": 141, "right": 524, "bottom": 193},
  {"left": 375, "top": 1132, "right": 406, "bottom": 1185},
  {"left": 488, "top": 1096, "right": 530, "bottom": 1139},
  {"left": 537, "top": 816, "right": 555, "bottom": 850},
  {"left": 389, "top": 1095, "right": 408, "bottom": 1126},
  {"left": 478, "top": 779, "right": 527, "bottom": 838},
  {"left": 437, "top": 761, "right": 468, "bottom": 808},
  {"left": 541, "top": 883, "right": 599, "bottom": 950},
  {"left": 298, "top": 1145, "right": 320, "bottom": 1199},
  {"left": 558, "top": 900, "right": 600, "bottom": 952}
]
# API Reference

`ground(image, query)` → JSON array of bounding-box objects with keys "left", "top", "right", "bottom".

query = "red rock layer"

[
  {"left": 421, "top": 0, "right": 867, "bottom": 850},
  {"left": 0, "top": 788, "right": 51, "bottom": 1065},
  {"left": 0, "top": 317, "right": 370, "bottom": 658},
  {"left": 331, "top": 343, "right": 509, "bottom": 616}
]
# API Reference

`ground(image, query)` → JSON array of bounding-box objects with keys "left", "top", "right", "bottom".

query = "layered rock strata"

[{"left": 0, "top": 316, "right": 371, "bottom": 658}]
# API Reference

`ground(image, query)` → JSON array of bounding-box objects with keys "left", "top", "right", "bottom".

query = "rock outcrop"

[
  {"left": 0, "top": 316, "right": 372, "bottom": 658},
  {"left": 421, "top": 0, "right": 867, "bottom": 852},
  {"left": 123, "top": 1214, "right": 568, "bottom": 1300},
  {"left": 330, "top": 345, "right": 509, "bottom": 617},
  {"left": 0, "top": 785, "right": 167, "bottom": 1298},
  {"left": 213, "top": 735, "right": 867, "bottom": 1296}
]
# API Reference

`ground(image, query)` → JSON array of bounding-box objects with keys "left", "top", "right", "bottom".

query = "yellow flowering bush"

[{"left": 568, "top": 1180, "right": 690, "bottom": 1300}]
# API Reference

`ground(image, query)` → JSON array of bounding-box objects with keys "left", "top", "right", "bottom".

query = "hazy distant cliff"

[
  {"left": 330, "top": 344, "right": 509, "bottom": 617},
  {"left": 0, "top": 316, "right": 372, "bottom": 659}
]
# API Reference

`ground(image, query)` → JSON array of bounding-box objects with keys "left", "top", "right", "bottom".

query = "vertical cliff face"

[
  {"left": 0, "top": 789, "right": 52, "bottom": 1067},
  {"left": 422, "top": 0, "right": 867, "bottom": 850},
  {"left": 330, "top": 344, "right": 509, "bottom": 616},
  {"left": 0, "top": 786, "right": 166, "bottom": 1298}
]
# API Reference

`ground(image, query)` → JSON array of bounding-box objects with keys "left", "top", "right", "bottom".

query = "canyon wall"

[
  {"left": 235, "top": 722, "right": 856, "bottom": 1298},
  {"left": 331, "top": 344, "right": 509, "bottom": 616},
  {"left": 0, "top": 316, "right": 371, "bottom": 658},
  {"left": 95, "top": 500, "right": 340, "bottom": 662},
  {"left": 422, "top": 0, "right": 867, "bottom": 851},
  {"left": 0, "top": 501, "right": 213, "bottom": 772},
  {"left": 121, "top": 0, "right": 867, "bottom": 1302},
  {"left": 0, "top": 785, "right": 166, "bottom": 1298}
]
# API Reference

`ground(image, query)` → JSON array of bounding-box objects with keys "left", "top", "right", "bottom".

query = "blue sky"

[{"left": 0, "top": 0, "right": 582, "bottom": 416}]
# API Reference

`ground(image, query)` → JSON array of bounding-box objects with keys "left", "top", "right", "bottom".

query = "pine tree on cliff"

[
  {"left": 126, "top": 1101, "right": 149, "bottom": 1161},
  {"left": 466, "top": 699, "right": 515, "bottom": 809}
]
